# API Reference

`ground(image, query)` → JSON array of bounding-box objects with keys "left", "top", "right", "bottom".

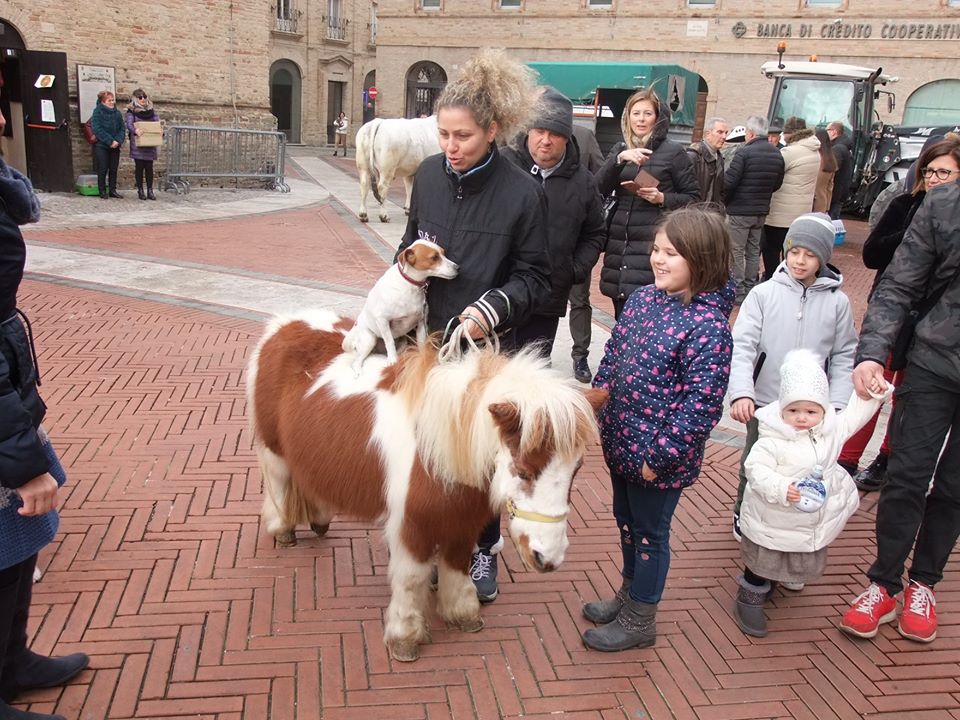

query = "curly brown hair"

[{"left": 434, "top": 48, "right": 536, "bottom": 141}]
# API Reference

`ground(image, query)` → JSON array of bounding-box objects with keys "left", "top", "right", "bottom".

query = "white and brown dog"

[{"left": 343, "top": 239, "right": 458, "bottom": 374}]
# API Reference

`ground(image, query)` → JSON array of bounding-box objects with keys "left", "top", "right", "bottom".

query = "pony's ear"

[
  {"left": 583, "top": 388, "right": 609, "bottom": 415},
  {"left": 489, "top": 401, "right": 522, "bottom": 437}
]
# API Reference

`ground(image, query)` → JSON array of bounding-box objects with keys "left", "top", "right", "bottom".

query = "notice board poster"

[{"left": 77, "top": 64, "right": 116, "bottom": 123}]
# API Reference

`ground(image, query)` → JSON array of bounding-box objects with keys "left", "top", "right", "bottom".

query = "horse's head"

[{"left": 488, "top": 385, "right": 608, "bottom": 572}]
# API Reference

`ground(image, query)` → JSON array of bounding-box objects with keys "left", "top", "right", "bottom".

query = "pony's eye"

[{"left": 517, "top": 470, "right": 531, "bottom": 481}]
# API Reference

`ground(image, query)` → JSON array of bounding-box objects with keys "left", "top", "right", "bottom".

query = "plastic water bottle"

[{"left": 795, "top": 464, "right": 827, "bottom": 513}]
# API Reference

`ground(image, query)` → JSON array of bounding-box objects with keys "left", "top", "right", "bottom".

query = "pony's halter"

[{"left": 506, "top": 497, "right": 567, "bottom": 524}]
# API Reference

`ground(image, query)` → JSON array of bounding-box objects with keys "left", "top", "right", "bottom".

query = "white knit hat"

[{"left": 778, "top": 349, "right": 830, "bottom": 412}]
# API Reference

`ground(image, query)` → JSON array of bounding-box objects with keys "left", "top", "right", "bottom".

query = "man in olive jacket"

[
  {"left": 687, "top": 116, "right": 730, "bottom": 206},
  {"left": 841, "top": 182, "right": 960, "bottom": 643},
  {"left": 502, "top": 87, "right": 606, "bottom": 377}
]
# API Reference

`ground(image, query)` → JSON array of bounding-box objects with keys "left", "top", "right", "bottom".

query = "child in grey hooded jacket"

[{"left": 728, "top": 212, "right": 858, "bottom": 548}]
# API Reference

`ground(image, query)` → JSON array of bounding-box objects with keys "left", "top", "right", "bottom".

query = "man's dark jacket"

[
  {"left": 830, "top": 133, "right": 854, "bottom": 207},
  {"left": 856, "top": 182, "right": 960, "bottom": 385},
  {"left": 723, "top": 137, "right": 785, "bottom": 216},
  {"left": 686, "top": 140, "right": 724, "bottom": 205},
  {"left": 501, "top": 136, "right": 605, "bottom": 317}
]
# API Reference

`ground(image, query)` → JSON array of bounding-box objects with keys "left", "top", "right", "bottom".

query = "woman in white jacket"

[
  {"left": 760, "top": 117, "right": 821, "bottom": 280},
  {"left": 734, "top": 349, "right": 892, "bottom": 638}
]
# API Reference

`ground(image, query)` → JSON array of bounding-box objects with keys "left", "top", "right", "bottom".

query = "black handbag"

[{"left": 602, "top": 193, "right": 618, "bottom": 232}]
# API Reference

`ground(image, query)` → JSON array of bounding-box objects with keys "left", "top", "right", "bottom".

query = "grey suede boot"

[
  {"left": 582, "top": 578, "right": 630, "bottom": 624},
  {"left": 581, "top": 596, "right": 657, "bottom": 651},
  {"left": 734, "top": 574, "right": 770, "bottom": 638}
]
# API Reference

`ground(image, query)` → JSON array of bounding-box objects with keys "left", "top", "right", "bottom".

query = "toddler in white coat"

[{"left": 734, "top": 349, "right": 893, "bottom": 637}]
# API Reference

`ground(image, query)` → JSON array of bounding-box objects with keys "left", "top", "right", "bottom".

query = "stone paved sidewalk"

[{"left": 12, "top": 153, "right": 958, "bottom": 720}]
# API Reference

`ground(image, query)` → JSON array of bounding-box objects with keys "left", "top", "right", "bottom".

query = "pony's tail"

[{"left": 368, "top": 121, "right": 384, "bottom": 204}]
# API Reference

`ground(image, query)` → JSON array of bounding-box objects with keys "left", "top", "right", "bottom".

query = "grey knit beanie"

[
  {"left": 783, "top": 212, "right": 836, "bottom": 270},
  {"left": 531, "top": 86, "right": 573, "bottom": 139}
]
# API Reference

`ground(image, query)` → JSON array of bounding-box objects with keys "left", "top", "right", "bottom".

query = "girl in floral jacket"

[{"left": 582, "top": 206, "right": 734, "bottom": 652}]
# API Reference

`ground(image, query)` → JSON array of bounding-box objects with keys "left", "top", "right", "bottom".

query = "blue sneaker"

[{"left": 470, "top": 550, "right": 498, "bottom": 603}]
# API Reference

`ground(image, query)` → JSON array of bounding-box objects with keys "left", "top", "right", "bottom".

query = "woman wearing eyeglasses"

[{"left": 837, "top": 133, "right": 960, "bottom": 493}]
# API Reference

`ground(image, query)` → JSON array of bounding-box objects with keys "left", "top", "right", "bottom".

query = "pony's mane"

[{"left": 394, "top": 345, "right": 600, "bottom": 490}]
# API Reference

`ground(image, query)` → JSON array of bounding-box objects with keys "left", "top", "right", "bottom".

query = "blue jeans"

[{"left": 611, "top": 475, "right": 683, "bottom": 604}]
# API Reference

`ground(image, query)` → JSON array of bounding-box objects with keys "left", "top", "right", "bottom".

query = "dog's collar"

[{"left": 397, "top": 263, "right": 427, "bottom": 288}]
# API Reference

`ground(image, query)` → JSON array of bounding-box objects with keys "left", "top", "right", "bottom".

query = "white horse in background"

[{"left": 355, "top": 115, "right": 441, "bottom": 223}]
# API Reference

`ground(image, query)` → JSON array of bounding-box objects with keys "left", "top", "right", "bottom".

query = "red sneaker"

[
  {"left": 898, "top": 580, "right": 937, "bottom": 643},
  {"left": 840, "top": 583, "right": 898, "bottom": 638}
]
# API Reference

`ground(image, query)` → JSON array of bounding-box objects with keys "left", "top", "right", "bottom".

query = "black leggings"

[
  {"left": 761, "top": 225, "right": 788, "bottom": 281},
  {"left": 134, "top": 159, "right": 154, "bottom": 191}
]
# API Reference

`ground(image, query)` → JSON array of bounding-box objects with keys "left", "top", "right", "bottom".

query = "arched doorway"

[
  {"left": 0, "top": 19, "right": 74, "bottom": 191},
  {"left": 903, "top": 79, "right": 960, "bottom": 126},
  {"left": 363, "top": 70, "right": 376, "bottom": 124},
  {"left": 270, "top": 60, "right": 302, "bottom": 143},
  {"left": 405, "top": 61, "right": 446, "bottom": 118}
]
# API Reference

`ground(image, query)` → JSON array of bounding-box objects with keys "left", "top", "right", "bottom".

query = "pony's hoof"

[
  {"left": 454, "top": 616, "right": 484, "bottom": 633},
  {"left": 359, "top": 216, "right": 369, "bottom": 223},
  {"left": 275, "top": 531, "right": 297, "bottom": 548},
  {"left": 379, "top": 216, "right": 390, "bottom": 223},
  {"left": 310, "top": 522, "right": 330, "bottom": 537},
  {"left": 388, "top": 641, "right": 419, "bottom": 662}
]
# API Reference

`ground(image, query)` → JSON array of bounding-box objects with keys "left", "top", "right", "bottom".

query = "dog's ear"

[{"left": 403, "top": 247, "right": 419, "bottom": 268}]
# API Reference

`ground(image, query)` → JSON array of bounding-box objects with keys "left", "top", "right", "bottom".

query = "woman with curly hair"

[{"left": 396, "top": 48, "right": 551, "bottom": 604}]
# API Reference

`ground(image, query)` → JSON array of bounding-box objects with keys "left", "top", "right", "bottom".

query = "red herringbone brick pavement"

[{"left": 15, "top": 198, "right": 960, "bottom": 719}]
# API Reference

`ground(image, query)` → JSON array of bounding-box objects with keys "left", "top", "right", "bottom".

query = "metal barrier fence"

[{"left": 163, "top": 126, "right": 290, "bottom": 193}]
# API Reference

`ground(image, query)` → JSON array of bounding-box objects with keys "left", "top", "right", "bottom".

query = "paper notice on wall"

[
  {"left": 34, "top": 74, "right": 55, "bottom": 89},
  {"left": 40, "top": 99, "right": 56, "bottom": 123}
]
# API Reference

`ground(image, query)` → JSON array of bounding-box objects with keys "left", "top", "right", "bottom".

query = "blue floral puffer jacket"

[{"left": 594, "top": 281, "right": 734, "bottom": 489}]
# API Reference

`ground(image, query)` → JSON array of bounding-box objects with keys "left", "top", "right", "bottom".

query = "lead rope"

[{"left": 437, "top": 314, "right": 500, "bottom": 363}]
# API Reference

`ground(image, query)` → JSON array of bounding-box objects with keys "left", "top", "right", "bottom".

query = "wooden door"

[{"left": 21, "top": 49, "right": 74, "bottom": 191}]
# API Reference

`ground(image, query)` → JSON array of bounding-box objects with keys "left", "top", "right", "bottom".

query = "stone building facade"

[
  {"left": 0, "top": 0, "right": 376, "bottom": 191},
  {"left": 373, "top": 0, "right": 960, "bottom": 130}
]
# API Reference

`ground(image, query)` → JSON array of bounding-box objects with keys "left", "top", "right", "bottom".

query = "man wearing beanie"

[
  {"left": 728, "top": 211, "right": 857, "bottom": 549},
  {"left": 502, "top": 86, "right": 606, "bottom": 378}
]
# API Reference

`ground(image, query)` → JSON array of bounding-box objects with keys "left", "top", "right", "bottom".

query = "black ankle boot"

[
  {"left": 581, "top": 597, "right": 657, "bottom": 651},
  {"left": 0, "top": 699, "right": 66, "bottom": 720},
  {"left": 0, "top": 649, "right": 89, "bottom": 702},
  {"left": 138, "top": 187, "right": 146, "bottom": 200},
  {"left": 146, "top": 189, "right": 157, "bottom": 200},
  {"left": 582, "top": 578, "right": 630, "bottom": 624},
  {"left": 853, "top": 453, "right": 888, "bottom": 492}
]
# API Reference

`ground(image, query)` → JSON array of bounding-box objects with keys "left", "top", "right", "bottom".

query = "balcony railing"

[
  {"left": 274, "top": 15, "right": 299, "bottom": 33},
  {"left": 326, "top": 16, "right": 349, "bottom": 40}
]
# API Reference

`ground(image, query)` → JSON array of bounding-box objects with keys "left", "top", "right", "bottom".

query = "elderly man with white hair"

[
  {"left": 723, "top": 114, "right": 786, "bottom": 304},
  {"left": 687, "top": 116, "right": 730, "bottom": 206}
]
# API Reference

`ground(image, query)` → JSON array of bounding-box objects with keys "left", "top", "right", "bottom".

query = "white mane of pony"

[{"left": 403, "top": 346, "right": 599, "bottom": 490}]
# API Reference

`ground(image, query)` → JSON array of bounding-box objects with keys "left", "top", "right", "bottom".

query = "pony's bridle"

[{"left": 506, "top": 498, "right": 567, "bottom": 524}]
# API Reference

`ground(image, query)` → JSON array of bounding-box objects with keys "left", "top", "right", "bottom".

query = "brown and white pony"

[{"left": 247, "top": 310, "right": 607, "bottom": 662}]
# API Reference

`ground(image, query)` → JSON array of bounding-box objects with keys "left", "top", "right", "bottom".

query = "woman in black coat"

[
  {"left": 596, "top": 88, "right": 700, "bottom": 318},
  {"left": 0, "top": 109, "right": 89, "bottom": 719}
]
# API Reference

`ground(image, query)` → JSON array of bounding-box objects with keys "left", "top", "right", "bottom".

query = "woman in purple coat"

[{"left": 125, "top": 88, "right": 160, "bottom": 200}]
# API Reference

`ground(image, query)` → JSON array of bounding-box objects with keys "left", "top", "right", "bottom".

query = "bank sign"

[{"left": 732, "top": 20, "right": 960, "bottom": 40}]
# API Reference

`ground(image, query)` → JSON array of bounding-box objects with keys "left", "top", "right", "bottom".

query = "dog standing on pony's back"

[
  {"left": 246, "top": 310, "right": 608, "bottom": 661},
  {"left": 356, "top": 115, "right": 440, "bottom": 223},
  {"left": 342, "top": 238, "right": 458, "bottom": 375}
]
